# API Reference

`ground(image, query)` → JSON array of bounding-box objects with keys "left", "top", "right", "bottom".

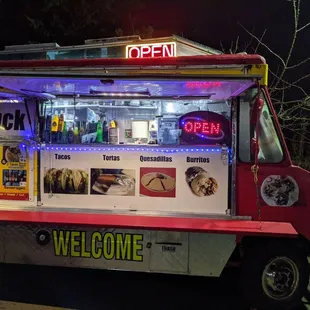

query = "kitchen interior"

[{"left": 41, "top": 97, "right": 231, "bottom": 146}]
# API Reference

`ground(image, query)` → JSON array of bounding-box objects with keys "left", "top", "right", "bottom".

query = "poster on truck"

[
  {"left": 0, "top": 101, "right": 35, "bottom": 137},
  {"left": 0, "top": 145, "right": 29, "bottom": 200},
  {"left": 40, "top": 146, "right": 229, "bottom": 214}
]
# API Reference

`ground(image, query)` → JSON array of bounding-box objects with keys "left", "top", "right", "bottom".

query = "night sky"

[
  {"left": 0, "top": 0, "right": 309, "bottom": 97},
  {"left": 0, "top": 0, "right": 309, "bottom": 158},
  {"left": 0, "top": 0, "right": 309, "bottom": 59},
  {"left": 0, "top": 0, "right": 308, "bottom": 98}
]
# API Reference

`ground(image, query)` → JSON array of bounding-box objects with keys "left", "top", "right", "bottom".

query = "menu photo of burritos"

[
  {"left": 140, "top": 168, "right": 176, "bottom": 198},
  {"left": 185, "top": 166, "right": 218, "bottom": 197},
  {"left": 44, "top": 168, "right": 88, "bottom": 194},
  {"left": 91, "top": 169, "right": 135, "bottom": 196}
]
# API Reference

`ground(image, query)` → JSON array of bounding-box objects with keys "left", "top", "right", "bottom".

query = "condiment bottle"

[
  {"left": 45, "top": 115, "right": 52, "bottom": 143},
  {"left": 57, "top": 114, "right": 64, "bottom": 143},
  {"left": 73, "top": 127, "right": 79, "bottom": 143},
  {"left": 67, "top": 127, "right": 74, "bottom": 144},
  {"left": 51, "top": 113, "right": 59, "bottom": 132},
  {"left": 96, "top": 121, "right": 103, "bottom": 143},
  {"left": 79, "top": 126, "right": 85, "bottom": 141},
  {"left": 62, "top": 121, "right": 68, "bottom": 144}
]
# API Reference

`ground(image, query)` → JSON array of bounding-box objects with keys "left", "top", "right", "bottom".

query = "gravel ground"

[{"left": 0, "top": 264, "right": 308, "bottom": 310}]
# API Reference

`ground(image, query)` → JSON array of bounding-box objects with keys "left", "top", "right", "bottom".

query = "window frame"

[{"left": 237, "top": 87, "right": 288, "bottom": 165}]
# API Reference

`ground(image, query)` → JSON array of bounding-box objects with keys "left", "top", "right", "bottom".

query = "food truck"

[{"left": 0, "top": 35, "right": 309, "bottom": 310}]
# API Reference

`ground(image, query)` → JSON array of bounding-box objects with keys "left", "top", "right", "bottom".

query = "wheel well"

[{"left": 229, "top": 235, "right": 310, "bottom": 264}]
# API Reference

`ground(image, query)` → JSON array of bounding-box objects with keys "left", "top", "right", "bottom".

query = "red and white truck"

[{"left": 0, "top": 36, "right": 309, "bottom": 310}]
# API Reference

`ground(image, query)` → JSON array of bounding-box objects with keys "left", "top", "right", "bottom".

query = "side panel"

[
  {"left": 0, "top": 224, "right": 236, "bottom": 277},
  {"left": 189, "top": 233, "right": 236, "bottom": 276},
  {"left": 150, "top": 231, "right": 189, "bottom": 273}
]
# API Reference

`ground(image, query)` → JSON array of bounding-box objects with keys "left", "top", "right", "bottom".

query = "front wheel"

[{"left": 240, "top": 240, "right": 309, "bottom": 310}]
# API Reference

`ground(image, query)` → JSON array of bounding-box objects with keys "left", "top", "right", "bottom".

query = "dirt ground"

[{"left": 0, "top": 264, "right": 308, "bottom": 310}]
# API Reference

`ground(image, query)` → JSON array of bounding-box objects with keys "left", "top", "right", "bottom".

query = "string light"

[{"left": 27, "top": 145, "right": 226, "bottom": 153}]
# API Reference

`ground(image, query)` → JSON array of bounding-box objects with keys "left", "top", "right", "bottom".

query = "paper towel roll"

[{"left": 132, "top": 121, "right": 149, "bottom": 139}]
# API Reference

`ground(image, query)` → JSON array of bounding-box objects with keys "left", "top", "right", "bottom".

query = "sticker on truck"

[{"left": 52, "top": 230, "right": 144, "bottom": 262}]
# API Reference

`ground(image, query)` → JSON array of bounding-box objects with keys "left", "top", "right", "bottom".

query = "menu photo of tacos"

[
  {"left": 44, "top": 168, "right": 88, "bottom": 194},
  {"left": 140, "top": 168, "right": 176, "bottom": 198},
  {"left": 185, "top": 166, "right": 218, "bottom": 197},
  {"left": 91, "top": 169, "right": 135, "bottom": 196}
]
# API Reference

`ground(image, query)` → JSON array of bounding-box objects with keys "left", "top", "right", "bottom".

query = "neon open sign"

[
  {"left": 126, "top": 42, "right": 177, "bottom": 59},
  {"left": 179, "top": 111, "right": 230, "bottom": 145},
  {"left": 183, "top": 120, "right": 222, "bottom": 136}
]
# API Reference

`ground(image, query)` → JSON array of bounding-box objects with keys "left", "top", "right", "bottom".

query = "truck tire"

[{"left": 240, "top": 240, "right": 309, "bottom": 310}]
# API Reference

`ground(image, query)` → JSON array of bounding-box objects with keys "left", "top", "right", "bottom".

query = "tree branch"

[
  {"left": 297, "top": 21, "right": 310, "bottom": 32},
  {"left": 238, "top": 22, "right": 286, "bottom": 67}
]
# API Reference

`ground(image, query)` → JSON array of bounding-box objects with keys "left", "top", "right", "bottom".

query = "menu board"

[
  {"left": 40, "top": 146, "right": 229, "bottom": 215},
  {"left": 0, "top": 145, "right": 29, "bottom": 200}
]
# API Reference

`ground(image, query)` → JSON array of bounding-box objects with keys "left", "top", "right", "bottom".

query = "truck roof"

[{"left": 0, "top": 54, "right": 266, "bottom": 69}]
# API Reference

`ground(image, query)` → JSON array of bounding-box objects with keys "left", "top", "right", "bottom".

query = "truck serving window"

[
  {"left": 238, "top": 89, "right": 283, "bottom": 163},
  {"left": 33, "top": 79, "right": 253, "bottom": 147},
  {"left": 42, "top": 98, "right": 231, "bottom": 146}
]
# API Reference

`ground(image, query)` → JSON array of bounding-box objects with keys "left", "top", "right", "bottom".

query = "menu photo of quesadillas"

[{"left": 140, "top": 168, "right": 176, "bottom": 198}]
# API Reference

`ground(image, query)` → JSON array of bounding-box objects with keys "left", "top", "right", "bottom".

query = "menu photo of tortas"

[
  {"left": 185, "top": 166, "right": 218, "bottom": 197},
  {"left": 91, "top": 169, "right": 135, "bottom": 196},
  {"left": 44, "top": 168, "right": 88, "bottom": 194},
  {"left": 140, "top": 167, "right": 176, "bottom": 198}
]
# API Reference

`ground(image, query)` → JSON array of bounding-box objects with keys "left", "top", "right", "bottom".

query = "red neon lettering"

[
  {"left": 141, "top": 45, "right": 151, "bottom": 57},
  {"left": 184, "top": 121, "right": 194, "bottom": 133},
  {"left": 210, "top": 123, "right": 220, "bottom": 134},
  {"left": 163, "top": 44, "right": 174, "bottom": 57},
  {"left": 152, "top": 45, "right": 162, "bottom": 57},
  {"left": 202, "top": 122, "right": 210, "bottom": 134},
  {"left": 128, "top": 46, "right": 140, "bottom": 58},
  {"left": 194, "top": 122, "right": 202, "bottom": 132},
  {"left": 127, "top": 43, "right": 176, "bottom": 59},
  {"left": 185, "top": 82, "right": 222, "bottom": 89},
  {"left": 183, "top": 120, "right": 221, "bottom": 136}
]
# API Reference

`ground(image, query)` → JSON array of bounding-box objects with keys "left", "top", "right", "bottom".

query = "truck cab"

[{"left": 0, "top": 36, "right": 309, "bottom": 310}]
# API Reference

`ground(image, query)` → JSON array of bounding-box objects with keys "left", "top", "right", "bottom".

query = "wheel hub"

[{"left": 262, "top": 257, "right": 299, "bottom": 300}]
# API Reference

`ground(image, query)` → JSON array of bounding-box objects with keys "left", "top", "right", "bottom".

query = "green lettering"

[
  {"left": 91, "top": 232, "right": 102, "bottom": 259},
  {"left": 103, "top": 232, "right": 115, "bottom": 260},
  {"left": 70, "top": 231, "right": 80, "bottom": 257},
  {"left": 116, "top": 234, "right": 131, "bottom": 260},
  {"left": 53, "top": 230, "right": 70, "bottom": 256},
  {"left": 81, "top": 232, "right": 91, "bottom": 258},
  {"left": 133, "top": 235, "right": 143, "bottom": 262}
]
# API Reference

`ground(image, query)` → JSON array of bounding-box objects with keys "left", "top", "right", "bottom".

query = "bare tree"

[{"left": 223, "top": 0, "right": 310, "bottom": 169}]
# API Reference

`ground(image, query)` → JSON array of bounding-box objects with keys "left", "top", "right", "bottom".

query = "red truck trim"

[
  {"left": 0, "top": 54, "right": 266, "bottom": 68},
  {"left": 0, "top": 210, "right": 297, "bottom": 237}
]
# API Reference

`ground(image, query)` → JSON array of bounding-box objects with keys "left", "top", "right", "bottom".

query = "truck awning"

[{"left": 0, "top": 77, "right": 255, "bottom": 100}]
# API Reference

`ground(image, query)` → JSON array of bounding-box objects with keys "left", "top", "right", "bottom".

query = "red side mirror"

[
  {"left": 250, "top": 97, "right": 264, "bottom": 125},
  {"left": 251, "top": 137, "right": 257, "bottom": 154}
]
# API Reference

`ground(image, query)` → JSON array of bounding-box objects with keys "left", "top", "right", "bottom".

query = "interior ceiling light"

[
  {"left": 0, "top": 99, "right": 21, "bottom": 103},
  {"left": 89, "top": 89, "right": 151, "bottom": 97}
]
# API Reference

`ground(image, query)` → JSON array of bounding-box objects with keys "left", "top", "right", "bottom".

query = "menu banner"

[
  {"left": 40, "top": 148, "right": 229, "bottom": 215},
  {"left": 0, "top": 102, "right": 35, "bottom": 137},
  {"left": 0, "top": 145, "right": 29, "bottom": 200}
]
